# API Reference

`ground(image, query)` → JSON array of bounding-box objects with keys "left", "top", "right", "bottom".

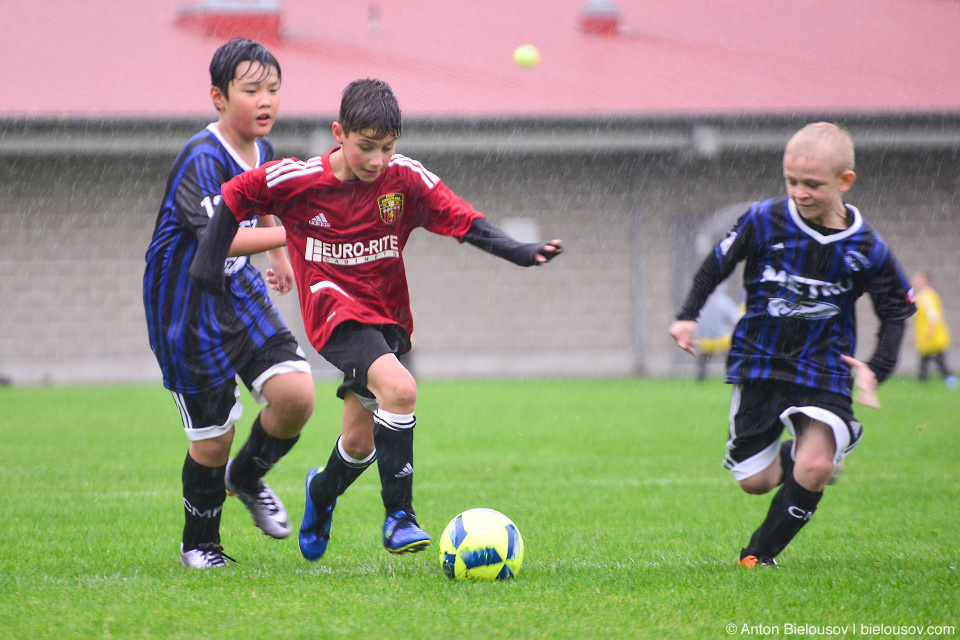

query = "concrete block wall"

[{"left": 1, "top": 146, "right": 957, "bottom": 385}]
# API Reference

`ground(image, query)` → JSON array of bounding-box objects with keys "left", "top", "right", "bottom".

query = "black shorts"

[
  {"left": 722, "top": 379, "right": 862, "bottom": 481},
  {"left": 319, "top": 321, "right": 411, "bottom": 402},
  {"left": 172, "top": 332, "right": 310, "bottom": 441}
]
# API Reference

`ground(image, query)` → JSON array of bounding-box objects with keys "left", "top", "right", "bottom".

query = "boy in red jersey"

[{"left": 191, "top": 78, "right": 563, "bottom": 560}]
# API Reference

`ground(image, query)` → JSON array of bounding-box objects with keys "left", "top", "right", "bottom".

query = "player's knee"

[
  {"left": 377, "top": 374, "right": 417, "bottom": 414},
  {"left": 796, "top": 457, "right": 835, "bottom": 484},
  {"left": 268, "top": 374, "right": 316, "bottom": 427},
  {"left": 189, "top": 430, "right": 234, "bottom": 467}
]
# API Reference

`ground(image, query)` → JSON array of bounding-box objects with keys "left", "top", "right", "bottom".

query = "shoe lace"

[
  {"left": 195, "top": 542, "right": 237, "bottom": 567},
  {"left": 389, "top": 510, "right": 420, "bottom": 532},
  {"left": 253, "top": 483, "right": 283, "bottom": 516}
]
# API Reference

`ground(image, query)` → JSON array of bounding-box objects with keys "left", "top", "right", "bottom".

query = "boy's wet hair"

[
  {"left": 339, "top": 79, "right": 402, "bottom": 140},
  {"left": 209, "top": 37, "right": 281, "bottom": 100}
]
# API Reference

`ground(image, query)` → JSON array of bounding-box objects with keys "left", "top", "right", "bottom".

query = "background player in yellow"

[{"left": 911, "top": 271, "right": 957, "bottom": 389}]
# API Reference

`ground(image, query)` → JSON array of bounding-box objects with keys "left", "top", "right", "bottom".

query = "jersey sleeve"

[
  {"left": 174, "top": 149, "right": 232, "bottom": 236},
  {"left": 417, "top": 178, "right": 485, "bottom": 239},
  {"left": 676, "top": 205, "right": 757, "bottom": 320},
  {"left": 220, "top": 164, "right": 272, "bottom": 223},
  {"left": 865, "top": 239, "right": 916, "bottom": 323},
  {"left": 862, "top": 238, "right": 916, "bottom": 382}
]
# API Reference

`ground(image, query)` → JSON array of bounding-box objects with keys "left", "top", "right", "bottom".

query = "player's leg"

[
  {"left": 227, "top": 338, "right": 314, "bottom": 539},
  {"left": 174, "top": 384, "right": 243, "bottom": 568},
  {"left": 366, "top": 353, "right": 430, "bottom": 553},
  {"left": 793, "top": 419, "right": 837, "bottom": 491},
  {"left": 919, "top": 354, "right": 930, "bottom": 382},
  {"left": 366, "top": 352, "right": 418, "bottom": 514},
  {"left": 300, "top": 392, "right": 376, "bottom": 561},
  {"left": 938, "top": 353, "right": 958, "bottom": 388},
  {"left": 739, "top": 418, "right": 831, "bottom": 566},
  {"left": 723, "top": 382, "right": 787, "bottom": 496},
  {"left": 300, "top": 321, "right": 422, "bottom": 559},
  {"left": 933, "top": 353, "right": 952, "bottom": 379},
  {"left": 739, "top": 395, "right": 858, "bottom": 567},
  {"left": 696, "top": 352, "right": 709, "bottom": 381}
]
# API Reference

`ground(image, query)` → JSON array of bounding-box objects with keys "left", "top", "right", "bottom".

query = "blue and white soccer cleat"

[
  {"left": 382, "top": 510, "right": 431, "bottom": 554},
  {"left": 298, "top": 467, "right": 335, "bottom": 561}
]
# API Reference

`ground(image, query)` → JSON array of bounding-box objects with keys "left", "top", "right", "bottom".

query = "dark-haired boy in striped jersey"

[{"left": 144, "top": 38, "right": 315, "bottom": 568}]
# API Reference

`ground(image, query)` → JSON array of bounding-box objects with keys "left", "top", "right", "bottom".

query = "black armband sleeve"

[
  {"left": 866, "top": 318, "right": 905, "bottom": 384},
  {"left": 461, "top": 217, "right": 555, "bottom": 267},
  {"left": 188, "top": 199, "right": 240, "bottom": 295}
]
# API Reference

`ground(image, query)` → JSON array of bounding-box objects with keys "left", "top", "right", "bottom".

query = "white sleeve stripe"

[
  {"left": 267, "top": 165, "right": 325, "bottom": 188},
  {"left": 265, "top": 157, "right": 324, "bottom": 187},
  {"left": 389, "top": 154, "right": 439, "bottom": 189},
  {"left": 265, "top": 158, "right": 323, "bottom": 174},
  {"left": 265, "top": 157, "right": 313, "bottom": 177}
]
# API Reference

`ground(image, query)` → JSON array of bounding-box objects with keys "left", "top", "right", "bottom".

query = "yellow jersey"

[{"left": 914, "top": 287, "right": 950, "bottom": 355}]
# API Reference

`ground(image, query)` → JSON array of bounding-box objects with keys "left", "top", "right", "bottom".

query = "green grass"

[{"left": 0, "top": 378, "right": 957, "bottom": 639}]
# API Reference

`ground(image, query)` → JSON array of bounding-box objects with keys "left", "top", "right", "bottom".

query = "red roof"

[{"left": 8, "top": 0, "right": 960, "bottom": 119}]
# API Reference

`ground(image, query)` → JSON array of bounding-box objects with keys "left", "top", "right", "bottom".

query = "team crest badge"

[{"left": 378, "top": 193, "right": 404, "bottom": 225}]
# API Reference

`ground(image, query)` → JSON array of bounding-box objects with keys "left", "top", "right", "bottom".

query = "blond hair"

[{"left": 785, "top": 122, "right": 855, "bottom": 176}]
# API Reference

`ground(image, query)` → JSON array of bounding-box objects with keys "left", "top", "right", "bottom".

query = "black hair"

[
  {"left": 209, "top": 37, "right": 281, "bottom": 101},
  {"left": 338, "top": 78, "right": 402, "bottom": 139}
]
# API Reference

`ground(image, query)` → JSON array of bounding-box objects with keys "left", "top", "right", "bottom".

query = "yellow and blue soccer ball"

[{"left": 439, "top": 508, "right": 524, "bottom": 580}]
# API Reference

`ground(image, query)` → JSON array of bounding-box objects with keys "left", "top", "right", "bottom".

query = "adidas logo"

[
  {"left": 394, "top": 463, "right": 414, "bottom": 478},
  {"left": 309, "top": 212, "right": 331, "bottom": 227}
]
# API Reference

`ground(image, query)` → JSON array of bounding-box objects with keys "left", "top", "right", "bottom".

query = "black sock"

[
  {"left": 778, "top": 441, "right": 795, "bottom": 485},
  {"left": 745, "top": 473, "right": 823, "bottom": 558},
  {"left": 373, "top": 410, "right": 416, "bottom": 516},
  {"left": 229, "top": 414, "right": 299, "bottom": 491},
  {"left": 308, "top": 436, "right": 375, "bottom": 508},
  {"left": 182, "top": 453, "right": 226, "bottom": 550}
]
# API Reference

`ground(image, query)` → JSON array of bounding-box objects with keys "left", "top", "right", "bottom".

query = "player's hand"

[
  {"left": 669, "top": 320, "right": 699, "bottom": 356},
  {"left": 265, "top": 267, "right": 294, "bottom": 295},
  {"left": 841, "top": 354, "right": 880, "bottom": 409},
  {"left": 535, "top": 239, "right": 563, "bottom": 264}
]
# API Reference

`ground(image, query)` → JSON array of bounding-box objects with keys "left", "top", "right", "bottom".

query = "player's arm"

[
  {"left": 670, "top": 212, "right": 753, "bottom": 354},
  {"left": 461, "top": 218, "right": 563, "bottom": 266},
  {"left": 844, "top": 313, "right": 905, "bottom": 410},
  {"left": 669, "top": 255, "right": 725, "bottom": 357},
  {"left": 226, "top": 215, "right": 286, "bottom": 257},
  {"left": 841, "top": 354, "right": 880, "bottom": 409},
  {"left": 190, "top": 165, "right": 278, "bottom": 293},
  {"left": 189, "top": 198, "right": 242, "bottom": 294},
  {"left": 863, "top": 252, "right": 915, "bottom": 384},
  {"left": 838, "top": 249, "right": 913, "bottom": 409},
  {"left": 257, "top": 215, "right": 296, "bottom": 295}
]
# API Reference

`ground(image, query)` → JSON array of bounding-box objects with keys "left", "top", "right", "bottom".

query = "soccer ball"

[{"left": 439, "top": 508, "right": 524, "bottom": 580}]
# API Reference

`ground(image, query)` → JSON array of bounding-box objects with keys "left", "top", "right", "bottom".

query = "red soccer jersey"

[{"left": 220, "top": 148, "right": 484, "bottom": 351}]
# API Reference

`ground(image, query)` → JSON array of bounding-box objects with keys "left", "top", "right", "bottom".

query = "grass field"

[{"left": 0, "top": 377, "right": 957, "bottom": 639}]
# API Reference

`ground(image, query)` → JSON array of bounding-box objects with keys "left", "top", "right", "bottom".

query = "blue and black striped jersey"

[
  {"left": 677, "top": 196, "right": 915, "bottom": 396},
  {"left": 143, "top": 124, "right": 290, "bottom": 393}
]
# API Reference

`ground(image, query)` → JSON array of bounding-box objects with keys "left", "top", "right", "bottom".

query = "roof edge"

[{"left": 4, "top": 112, "right": 960, "bottom": 157}]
